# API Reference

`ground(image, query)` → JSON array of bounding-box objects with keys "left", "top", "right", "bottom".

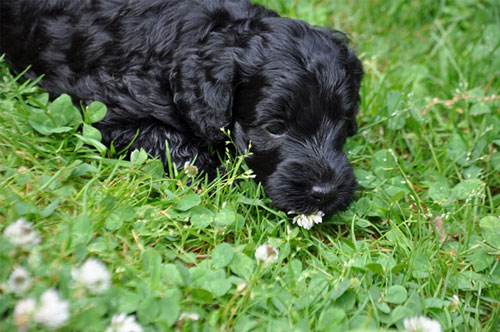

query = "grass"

[{"left": 1, "top": 0, "right": 499, "bottom": 331}]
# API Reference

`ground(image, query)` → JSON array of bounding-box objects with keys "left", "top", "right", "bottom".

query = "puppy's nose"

[{"left": 310, "top": 184, "right": 336, "bottom": 204}]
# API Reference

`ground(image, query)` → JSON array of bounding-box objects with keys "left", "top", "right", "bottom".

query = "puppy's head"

[{"left": 170, "top": 15, "right": 363, "bottom": 216}]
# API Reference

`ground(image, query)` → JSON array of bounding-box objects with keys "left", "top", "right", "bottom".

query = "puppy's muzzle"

[
  {"left": 310, "top": 183, "right": 337, "bottom": 205},
  {"left": 264, "top": 151, "right": 356, "bottom": 216}
]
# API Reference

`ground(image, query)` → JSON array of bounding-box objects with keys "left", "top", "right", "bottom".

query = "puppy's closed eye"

[{"left": 265, "top": 122, "right": 286, "bottom": 136}]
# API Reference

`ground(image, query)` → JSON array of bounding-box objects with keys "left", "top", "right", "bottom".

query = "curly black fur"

[{"left": 0, "top": 0, "right": 363, "bottom": 216}]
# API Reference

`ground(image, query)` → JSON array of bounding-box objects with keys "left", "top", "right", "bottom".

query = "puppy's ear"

[
  {"left": 170, "top": 46, "right": 235, "bottom": 143},
  {"left": 321, "top": 29, "right": 364, "bottom": 137},
  {"left": 346, "top": 53, "right": 363, "bottom": 137}
]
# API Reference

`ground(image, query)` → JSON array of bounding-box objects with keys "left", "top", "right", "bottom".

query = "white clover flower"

[
  {"left": 255, "top": 244, "right": 279, "bottom": 264},
  {"left": 403, "top": 316, "right": 442, "bottom": 332},
  {"left": 106, "top": 313, "right": 143, "bottom": 332},
  {"left": 72, "top": 258, "right": 111, "bottom": 294},
  {"left": 33, "top": 289, "right": 70, "bottom": 330},
  {"left": 7, "top": 267, "right": 32, "bottom": 296},
  {"left": 450, "top": 294, "right": 460, "bottom": 308},
  {"left": 179, "top": 312, "right": 200, "bottom": 321},
  {"left": 290, "top": 211, "right": 325, "bottom": 230},
  {"left": 183, "top": 161, "right": 198, "bottom": 178},
  {"left": 3, "top": 218, "right": 40, "bottom": 248},
  {"left": 236, "top": 282, "right": 248, "bottom": 293},
  {"left": 14, "top": 298, "right": 36, "bottom": 332}
]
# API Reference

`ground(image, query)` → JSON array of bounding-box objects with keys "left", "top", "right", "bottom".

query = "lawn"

[{"left": 1, "top": 0, "right": 499, "bottom": 331}]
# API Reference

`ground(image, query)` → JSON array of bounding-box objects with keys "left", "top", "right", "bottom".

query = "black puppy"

[{"left": 0, "top": 0, "right": 363, "bottom": 216}]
